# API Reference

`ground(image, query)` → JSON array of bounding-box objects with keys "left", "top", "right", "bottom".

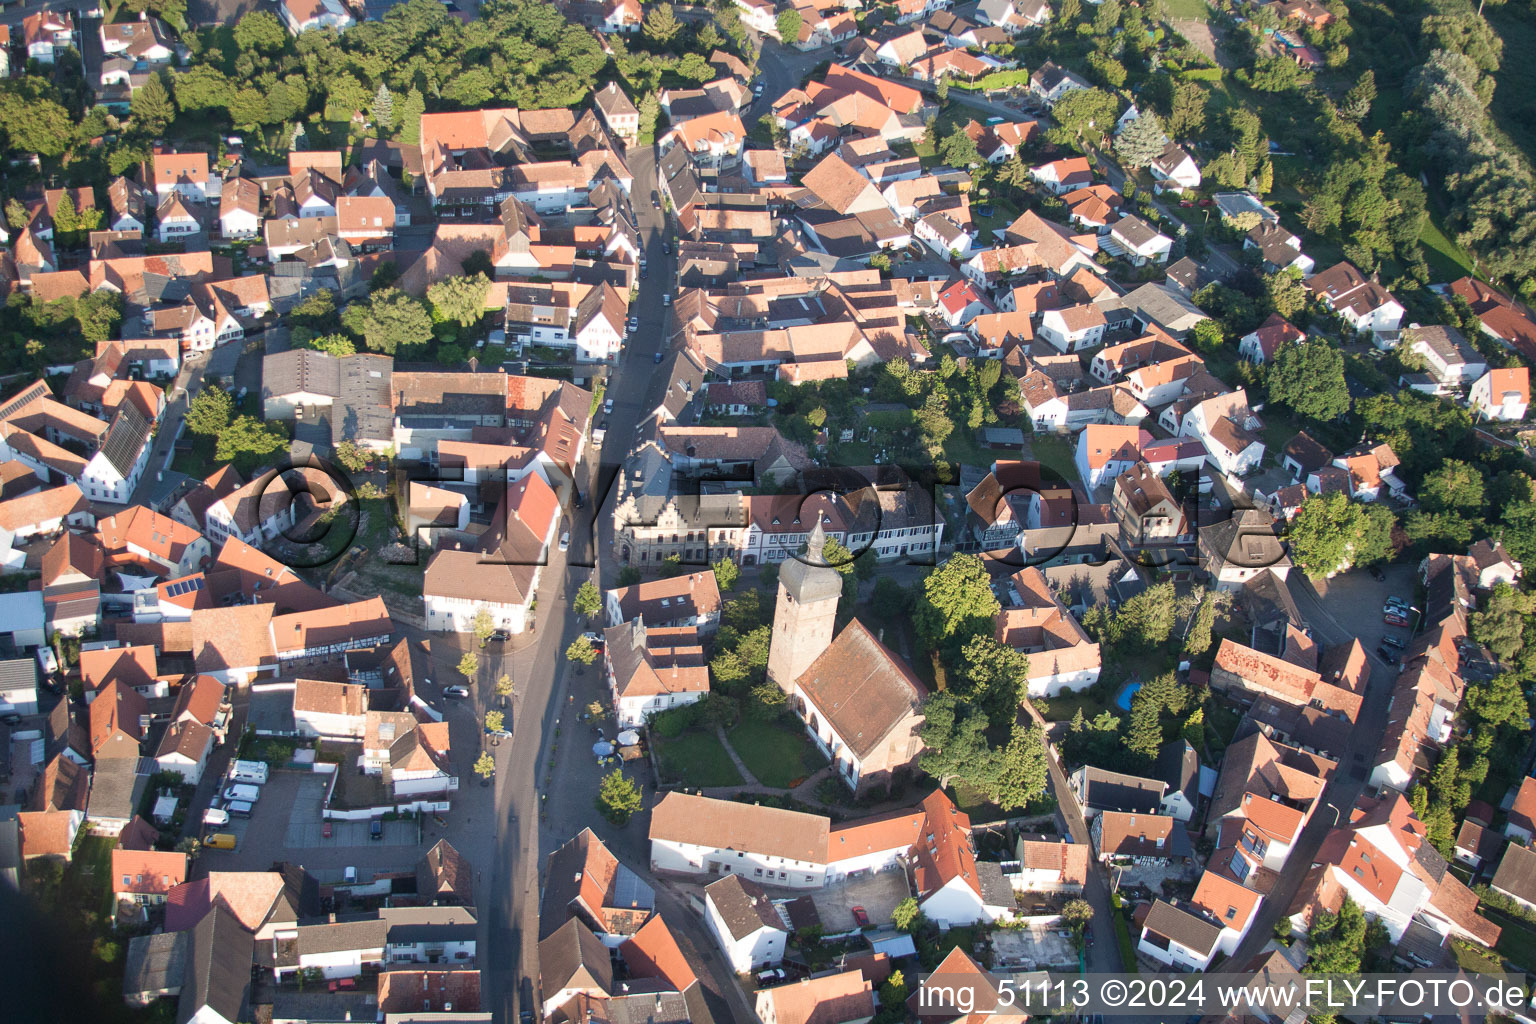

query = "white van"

[
  {"left": 36, "top": 647, "right": 58, "bottom": 676},
  {"left": 227, "top": 760, "right": 269, "bottom": 785},
  {"left": 222, "top": 783, "right": 261, "bottom": 804},
  {"left": 203, "top": 807, "right": 230, "bottom": 827},
  {"left": 227, "top": 800, "right": 255, "bottom": 819}
]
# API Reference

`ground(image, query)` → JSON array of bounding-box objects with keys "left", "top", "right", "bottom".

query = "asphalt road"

[{"left": 483, "top": 139, "right": 727, "bottom": 1024}]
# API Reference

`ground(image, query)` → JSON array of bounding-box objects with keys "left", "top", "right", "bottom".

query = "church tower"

[{"left": 766, "top": 519, "right": 844, "bottom": 693}]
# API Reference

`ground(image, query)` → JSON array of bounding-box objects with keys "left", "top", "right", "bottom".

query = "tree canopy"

[{"left": 1285, "top": 493, "right": 1396, "bottom": 578}]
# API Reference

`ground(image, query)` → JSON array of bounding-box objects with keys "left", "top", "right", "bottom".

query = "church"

[{"left": 767, "top": 521, "right": 928, "bottom": 795}]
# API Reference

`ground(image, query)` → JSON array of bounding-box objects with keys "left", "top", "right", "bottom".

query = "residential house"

[
  {"left": 1157, "top": 740, "right": 1200, "bottom": 822},
  {"left": 291, "top": 678, "right": 368, "bottom": 740},
  {"left": 1198, "top": 508, "right": 1291, "bottom": 589},
  {"left": 1149, "top": 142, "right": 1201, "bottom": 191},
  {"left": 113, "top": 848, "right": 188, "bottom": 906},
  {"left": 976, "top": 0, "right": 1052, "bottom": 32},
  {"left": 602, "top": 618, "right": 710, "bottom": 728},
  {"left": 1491, "top": 844, "right": 1536, "bottom": 914},
  {"left": 1070, "top": 766, "right": 1166, "bottom": 819},
  {"left": 993, "top": 567, "right": 1102, "bottom": 696},
  {"left": 1469, "top": 366, "right": 1530, "bottom": 422},
  {"left": 1205, "top": 730, "right": 1334, "bottom": 888},
  {"left": 22, "top": 10, "right": 75, "bottom": 64},
  {"left": 152, "top": 152, "right": 211, "bottom": 204},
  {"left": 1029, "top": 61, "right": 1092, "bottom": 106},
  {"left": 594, "top": 82, "right": 640, "bottom": 143},
  {"left": 650, "top": 792, "right": 833, "bottom": 887},
  {"left": 1111, "top": 461, "right": 1187, "bottom": 547},
  {"left": 604, "top": 571, "right": 722, "bottom": 633},
  {"left": 1244, "top": 222, "right": 1313, "bottom": 275},
  {"left": 1306, "top": 262, "right": 1404, "bottom": 338},
  {"left": 539, "top": 828, "right": 656, "bottom": 945},
  {"left": 661, "top": 110, "right": 747, "bottom": 169},
  {"left": 97, "top": 505, "right": 210, "bottom": 578},
  {"left": 1326, "top": 442, "right": 1406, "bottom": 503},
  {"left": 1038, "top": 304, "right": 1106, "bottom": 352},
  {"left": 1030, "top": 157, "right": 1092, "bottom": 195},
  {"left": 1137, "top": 899, "right": 1223, "bottom": 971},
  {"left": 1404, "top": 324, "right": 1487, "bottom": 390},
  {"left": 1450, "top": 276, "right": 1536, "bottom": 363},
  {"left": 757, "top": 970, "right": 874, "bottom": 1024},
  {"left": 1091, "top": 811, "right": 1192, "bottom": 864},
  {"left": 422, "top": 471, "right": 559, "bottom": 635},
  {"left": 1505, "top": 777, "right": 1536, "bottom": 843},
  {"left": 1210, "top": 637, "right": 1366, "bottom": 720},
  {"left": 1103, "top": 215, "right": 1173, "bottom": 266},
  {"left": 1012, "top": 837, "right": 1089, "bottom": 892},
  {"left": 1238, "top": 314, "right": 1305, "bottom": 365},
  {"left": 703, "top": 874, "right": 788, "bottom": 973},
  {"left": 1286, "top": 791, "right": 1499, "bottom": 947},
  {"left": 280, "top": 0, "right": 354, "bottom": 34}
]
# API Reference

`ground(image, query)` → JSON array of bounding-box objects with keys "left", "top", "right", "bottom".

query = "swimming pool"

[{"left": 1115, "top": 681, "right": 1141, "bottom": 711}]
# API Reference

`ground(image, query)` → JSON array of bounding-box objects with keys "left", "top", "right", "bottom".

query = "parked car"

[
  {"left": 444, "top": 685, "right": 471, "bottom": 699},
  {"left": 1368, "top": 565, "right": 1386, "bottom": 581},
  {"left": 559, "top": 532, "right": 571, "bottom": 552},
  {"left": 653, "top": 352, "right": 664, "bottom": 364},
  {"left": 757, "top": 968, "right": 786, "bottom": 985},
  {"left": 370, "top": 819, "right": 383, "bottom": 841},
  {"left": 489, "top": 628, "right": 511, "bottom": 642},
  {"left": 1383, "top": 612, "right": 1410, "bottom": 628},
  {"left": 1377, "top": 646, "right": 1400, "bottom": 664},
  {"left": 1380, "top": 635, "right": 1406, "bottom": 651},
  {"left": 1, "top": 712, "right": 21, "bottom": 726},
  {"left": 603, "top": 397, "right": 614, "bottom": 414},
  {"left": 850, "top": 906, "right": 870, "bottom": 927},
  {"left": 322, "top": 821, "right": 333, "bottom": 839},
  {"left": 582, "top": 631, "right": 605, "bottom": 651}
]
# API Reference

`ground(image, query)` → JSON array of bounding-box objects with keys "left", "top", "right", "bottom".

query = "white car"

[
  {"left": 603, "top": 397, "right": 614, "bottom": 414},
  {"left": 559, "top": 532, "right": 571, "bottom": 551},
  {"left": 662, "top": 293, "right": 672, "bottom": 306}
]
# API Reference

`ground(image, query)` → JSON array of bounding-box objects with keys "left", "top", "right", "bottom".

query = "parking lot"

[
  {"left": 806, "top": 869, "right": 911, "bottom": 934},
  {"left": 199, "top": 771, "right": 424, "bottom": 883}
]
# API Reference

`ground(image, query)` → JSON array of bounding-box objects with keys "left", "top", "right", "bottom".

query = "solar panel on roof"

[{"left": 165, "top": 578, "right": 204, "bottom": 598}]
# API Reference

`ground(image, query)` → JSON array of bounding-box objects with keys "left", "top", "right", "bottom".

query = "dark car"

[
  {"left": 0, "top": 712, "right": 21, "bottom": 726},
  {"left": 1368, "top": 565, "right": 1386, "bottom": 581},
  {"left": 1377, "top": 645, "right": 1400, "bottom": 664},
  {"left": 444, "top": 685, "right": 471, "bottom": 699},
  {"left": 370, "top": 819, "right": 383, "bottom": 841},
  {"left": 489, "top": 629, "right": 511, "bottom": 643}
]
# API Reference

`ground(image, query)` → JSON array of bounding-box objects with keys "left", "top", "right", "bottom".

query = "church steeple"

[{"left": 766, "top": 514, "right": 844, "bottom": 693}]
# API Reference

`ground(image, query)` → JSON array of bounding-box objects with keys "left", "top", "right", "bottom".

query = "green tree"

[
  {"left": 53, "top": 192, "right": 78, "bottom": 238},
  {"left": 1190, "top": 318, "right": 1224, "bottom": 352},
  {"left": 891, "top": 897, "right": 922, "bottom": 932},
  {"left": 495, "top": 673, "right": 515, "bottom": 706},
  {"left": 1184, "top": 593, "right": 1218, "bottom": 657},
  {"left": 939, "top": 126, "right": 982, "bottom": 169},
  {"left": 1286, "top": 493, "right": 1396, "bottom": 578},
  {"left": 1462, "top": 672, "right": 1530, "bottom": 732},
  {"left": 427, "top": 273, "right": 491, "bottom": 328},
  {"left": 333, "top": 439, "right": 368, "bottom": 473},
  {"left": 1114, "top": 109, "right": 1167, "bottom": 167},
  {"left": 5, "top": 199, "right": 28, "bottom": 232},
  {"left": 879, "top": 971, "right": 907, "bottom": 1007},
  {"left": 370, "top": 82, "right": 394, "bottom": 133},
  {"left": 776, "top": 8, "right": 802, "bottom": 44},
  {"left": 935, "top": 76, "right": 949, "bottom": 106},
  {"left": 712, "top": 558, "right": 739, "bottom": 591},
  {"left": 646, "top": 3, "right": 682, "bottom": 45},
  {"left": 1471, "top": 583, "right": 1533, "bottom": 665},
  {"left": 470, "top": 608, "right": 496, "bottom": 644},
  {"left": 233, "top": 9, "right": 287, "bottom": 53},
  {"left": 1264, "top": 269, "right": 1309, "bottom": 320},
  {"left": 397, "top": 88, "right": 426, "bottom": 145},
  {"left": 1341, "top": 69, "right": 1376, "bottom": 122},
  {"left": 872, "top": 577, "right": 909, "bottom": 620},
  {"left": 485, "top": 709, "right": 505, "bottom": 735},
  {"left": 1049, "top": 87, "right": 1119, "bottom": 147},
  {"left": 1267, "top": 337, "right": 1349, "bottom": 421},
  {"left": 1125, "top": 689, "right": 1166, "bottom": 765},
  {"left": 914, "top": 555, "right": 1000, "bottom": 654},
  {"left": 214, "top": 415, "right": 287, "bottom": 467},
  {"left": 638, "top": 92, "right": 660, "bottom": 140},
  {"left": 341, "top": 288, "right": 433, "bottom": 354},
  {"left": 299, "top": 333, "right": 357, "bottom": 357},
  {"left": 185, "top": 387, "right": 233, "bottom": 437},
  {"left": 567, "top": 635, "right": 599, "bottom": 666},
  {"left": 596, "top": 768, "right": 643, "bottom": 824},
  {"left": 458, "top": 650, "right": 480, "bottom": 679},
  {"left": 1166, "top": 79, "right": 1207, "bottom": 139},
  {"left": 1307, "top": 896, "right": 1367, "bottom": 974},
  {"left": 1062, "top": 898, "right": 1094, "bottom": 934},
  {"left": 955, "top": 635, "right": 1029, "bottom": 728},
  {"left": 574, "top": 581, "right": 602, "bottom": 618},
  {"left": 473, "top": 751, "right": 496, "bottom": 781}
]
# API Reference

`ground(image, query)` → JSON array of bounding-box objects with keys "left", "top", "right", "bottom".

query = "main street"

[{"left": 482, "top": 139, "right": 733, "bottom": 1024}]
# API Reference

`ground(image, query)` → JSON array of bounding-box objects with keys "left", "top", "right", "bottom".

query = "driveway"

[{"left": 806, "top": 869, "right": 911, "bottom": 934}]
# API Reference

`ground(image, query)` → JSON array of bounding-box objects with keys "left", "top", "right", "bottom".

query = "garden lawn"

[
  {"left": 1486, "top": 907, "right": 1536, "bottom": 973},
  {"left": 1419, "top": 213, "right": 1477, "bottom": 283},
  {"left": 1162, "top": 0, "right": 1208, "bottom": 20},
  {"left": 728, "top": 718, "right": 827, "bottom": 788},
  {"left": 1029, "top": 433, "right": 1080, "bottom": 484},
  {"left": 656, "top": 730, "right": 743, "bottom": 788},
  {"left": 1033, "top": 687, "right": 1113, "bottom": 724}
]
